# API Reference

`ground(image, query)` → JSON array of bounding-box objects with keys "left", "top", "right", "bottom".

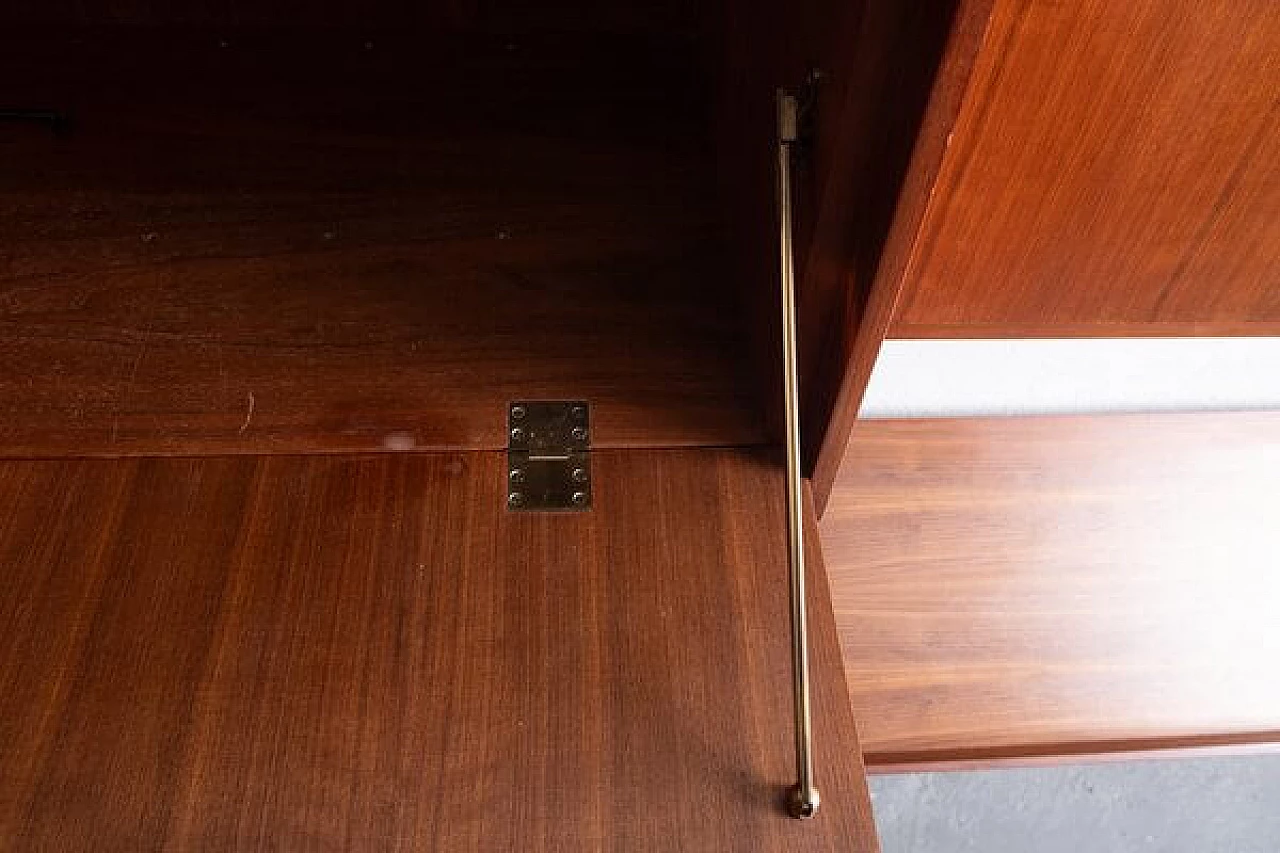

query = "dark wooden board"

[
  {"left": 0, "top": 32, "right": 762, "bottom": 456},
  {"left": 890, "top": 0, "right": 1280, "bottom": 336},
  {"left": 1, "top": 0, "right": 704, "bottom": 35},
  {"left": 821, "top": 413, "right": 1280, "bottom": 768},
  {"left": 0, "top": 449, "right": 877, "bottom": 851}
]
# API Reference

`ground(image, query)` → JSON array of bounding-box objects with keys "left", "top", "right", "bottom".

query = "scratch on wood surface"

[{"left": 239, "top": 391, "right": 255, "bottom": 435}]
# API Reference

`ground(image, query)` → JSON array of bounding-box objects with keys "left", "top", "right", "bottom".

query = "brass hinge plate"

[{"left": 506, "top": 401, "right": 591, "bottom": 512}]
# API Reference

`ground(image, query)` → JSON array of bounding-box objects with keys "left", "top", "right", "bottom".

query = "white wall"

[{"left": 859, "top": 338, "right": 1280, "bottom": 418}]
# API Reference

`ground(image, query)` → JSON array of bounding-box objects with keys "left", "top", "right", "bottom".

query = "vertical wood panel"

[
  {"left": 805, "top": 0, "right": 997, "bottom": 510},
  {"left": 797, "top": 0, "right": 987, "bottom": 473},
  {"left": 711, "top": 0, "right": 998, "bottom": 508}
]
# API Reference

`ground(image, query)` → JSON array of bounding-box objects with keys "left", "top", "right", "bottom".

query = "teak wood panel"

[
  {"left": 712, "top": 0, "right": 998, "bottom": 482},
  {"left": 0, "top": 32, "right": 761, "bottom": 456},
  {"left": 802, "top": 0, "right": 998, "bottom": 511},
  {"left": 794, "top": 0, "right": 993, "bottom": 477},
  {"left": 890, "top": 0, "right": 1280, "bottom": 335},
  {"left": 0, "top": 450, "right": 877, "bottom": 851},
  {"left": 822, "top": 413, "right": 1280, "bottom": 768}
]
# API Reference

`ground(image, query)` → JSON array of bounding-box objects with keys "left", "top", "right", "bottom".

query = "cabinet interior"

[{"left": 1, "top": 6, "right": 771, "bottom": 457}]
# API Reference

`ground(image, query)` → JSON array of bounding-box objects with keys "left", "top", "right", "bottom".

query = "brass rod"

[{"left": 777, "top": 89, "right": 819, "bottom": 820}]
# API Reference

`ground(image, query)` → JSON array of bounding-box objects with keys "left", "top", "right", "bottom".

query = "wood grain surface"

[
  {"left": 795, "top": 0, "right": 983, "bottom": 474},
  {"left": 710, "top": 0, "right": 1002, "bottom": 497},
  {"left": 821, "top": 413, "right": 1280, "bottom": 767},
  {"left": 890, "top": 0, "right": 1280, "bottom": 336},
  {"left": 0, "top": 32, "right": 761, "bottom": 456},
  {"left": 0, "top": 449, "right": 877, "bottom": 851},
  {"left": 806, "top": 0, "right": 997, "bottom": 511}
]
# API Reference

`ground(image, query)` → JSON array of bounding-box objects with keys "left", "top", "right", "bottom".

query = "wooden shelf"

[
  {"left": 821, "top": 413, "right": 1280, "bottom": 769},
  {"left": 0, "top": 31, "right": 762, "bottom": 456}
]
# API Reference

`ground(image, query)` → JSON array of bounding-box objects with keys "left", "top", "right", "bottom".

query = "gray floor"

[{"left": 869, "top": 755, "right": 1280, "bottom": 853}]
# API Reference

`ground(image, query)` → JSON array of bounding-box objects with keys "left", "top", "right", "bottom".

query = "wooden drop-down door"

[{"left": 0, "top": 450, "right": 879, "bottom": 851}]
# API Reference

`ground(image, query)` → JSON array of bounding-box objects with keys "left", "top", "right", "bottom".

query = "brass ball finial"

[{"left": 786, "top": 784, "right": 820, "bottom": 819}]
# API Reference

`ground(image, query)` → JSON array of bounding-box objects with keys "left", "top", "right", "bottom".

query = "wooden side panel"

[
  {"left": 804, "top": 0, "right": 998, "bottom": 510},
  {"left": 0, "top": 32, "right": 760, "bottom": 456},
  {"left": 0, "top": 450, "right": 877, "bottom": 851},
  {"left": 712, "top": 0, "right": 998, "bottom": 504},
  {"left": 821, "top": 414, "right": 1280, "bottom": 767},
  {"left": 891, "top": 0, "right": 1280, "bottom": 335},
  {"left": 712, "top": 0, "right": 857, "bottom": 445},
  {"left": 796, "top": 0, "right": 975, "bottom": 470}
]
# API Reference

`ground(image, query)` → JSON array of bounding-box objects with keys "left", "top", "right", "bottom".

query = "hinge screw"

[
  {"left": 571, "top": 491, "right": 588, "bottom": 506},
  {"left": 571, "top": 426, "right": 588, "bottom": 441},
  {"left": 510, "top": 468, "right": 525, "bottom": 484},
  {"left": 571, "top": 405, "right": 587, "bottom": 420},
  {"left": 571, "top": 467, "right": 588, "bottom": 483},
  {"left": 508, "top": 491, "right": 525, "bottom": 508},
  {"left": 510, "top": 427, "right": 526, "bottom": 442},
  {"left": 511, "top": 405, "right": 526, "bottom": 420}
]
